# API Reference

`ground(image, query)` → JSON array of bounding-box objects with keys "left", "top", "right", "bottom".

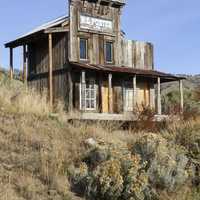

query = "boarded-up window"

[
  {"left": 125, "top": 89, "right": 133, "bottom": 111},
  {"left": 124, "top": 82, "right": 133, "bottom": 112}
]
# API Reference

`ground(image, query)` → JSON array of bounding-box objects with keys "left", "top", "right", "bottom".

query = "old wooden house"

[{"left": 5, "top": 0, "right": 184, "bottom": 120}]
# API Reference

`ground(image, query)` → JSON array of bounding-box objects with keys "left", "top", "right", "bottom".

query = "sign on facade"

[{"left": 80, "top": 14, "right": 113, "bottom": 33}]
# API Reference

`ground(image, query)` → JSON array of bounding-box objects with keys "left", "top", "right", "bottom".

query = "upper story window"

[
  {"left": 105, "top": 41, "right": 113, "bottom": 63},
  {"left": 80, "top": 38, "right": 88, "bottom": 60}
]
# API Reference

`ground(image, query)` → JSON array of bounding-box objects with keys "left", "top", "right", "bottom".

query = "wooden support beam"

[
  {"left": 68, "top": 69, "right": 73, "bottom": 112},
  {"left": 23, "top": 45, "right": 27, "bottom": 83},
  {"left": 157, "top": 77, "right": 161, "bottom": 115},
  {"left": 81, "top": 70, "right": 86, "bottom": 111},
  {"left": 108, "top": 73, "right": 113, "bottom": 113},
  {"left": 179, "top": 79, "right": 184, "bottom": 113},
  {"left": 44, "top": 27, "right": 69, "bottom": 34},
  {"left": 133, "top": 75, "right": 137, "bottom": 108},
  {"left": 48, "top": 33, "right": 53, "bottom": 108},
  {"left": 99, "top": 73, "right": 103, "bottom": 113},
  {"left": 9, "top": 48, "right": 13, "bottom": 80}
]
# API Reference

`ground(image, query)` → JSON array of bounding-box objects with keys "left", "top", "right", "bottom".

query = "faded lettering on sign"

[{"left": 80, "top": 14, "right": 113, "bottom": 33}]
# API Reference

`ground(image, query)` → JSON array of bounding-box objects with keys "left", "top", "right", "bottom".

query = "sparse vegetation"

[{"left": 0, "top": 73, "right": 199, "bottom": 199}]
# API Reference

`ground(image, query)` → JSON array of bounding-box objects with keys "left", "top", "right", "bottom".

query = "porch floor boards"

[{"left": 68, "top": 113, "right": 169, "bottom": 122}]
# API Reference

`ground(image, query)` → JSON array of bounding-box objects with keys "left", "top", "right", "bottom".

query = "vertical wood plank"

[
  {"left": 48, "top": 33, "right": 53, "bottom": 108},
  {"left": 157, "top": 77, "right": 161, "bottom": 115},
  {"left": 23, "top": 45, "right": 27, "bottom": 83},
  {"left": 150, "top": 83, "right": 155, "bottom": 109},
  {"left": 108, "top": 73, "right": 113, "bottom": 113},
  {"left": 99, "top": 73, "right": 103, "bottom": 113},
  {"left": 179, "top": 79, "right": 184, "bottom": 113},
  {"left": 81, "top": 70, "right": 86, "bottom": 111},
  {"left": 133, "top": 75, "right": 137, "bottom": 108},
  {"left": 68, "top": 69, "right": 73, "bottom": 112},
  {"left": 9, "top": 47, "right": 13, "bottom": 80}
]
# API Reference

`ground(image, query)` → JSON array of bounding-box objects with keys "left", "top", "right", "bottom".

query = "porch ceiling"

[{"left": 70, "top": 62, "right": 186, "bottom": 83}]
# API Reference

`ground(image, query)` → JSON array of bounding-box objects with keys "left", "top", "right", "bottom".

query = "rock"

[{"left": 84, "top": 138, "right": 97, "bottom": 148}]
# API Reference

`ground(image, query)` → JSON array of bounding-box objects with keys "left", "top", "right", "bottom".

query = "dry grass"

[
  {"left": 0, "top": 77, "right": 129, "bottom": 199},
  {"left": 0, "top": 78, "right": 50, "bottom": 116},
  {"left": 0, "top": 76, "right": 199, "bottom": 199}
]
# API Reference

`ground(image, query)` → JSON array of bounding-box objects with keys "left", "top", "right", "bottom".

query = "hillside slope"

[
  {"left": 162, "top": 74, "right": 200, "bottom": 95},
  {"left": 0, "top": 76, "right": 199, "bottom": 200}
]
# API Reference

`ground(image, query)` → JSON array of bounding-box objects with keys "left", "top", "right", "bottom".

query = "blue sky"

[{"left": 0, "top": 0, "right": 199, "bottom": 75}]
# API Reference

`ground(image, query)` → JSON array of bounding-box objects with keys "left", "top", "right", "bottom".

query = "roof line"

[
  {"left": 70, "top": 62, "right": 186, "bottom": 81},
  {"left": 5, "top": 15, "right": 69, "bottom": 48}
]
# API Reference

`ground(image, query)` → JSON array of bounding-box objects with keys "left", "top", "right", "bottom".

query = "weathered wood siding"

[
  {"left": 69, "top": 0, "right": 154, "bottom": 70},
  {"left": 121, "top": 39, "right": 154, "bottom": 69},
  {"left": 28, "top": 33, "right": 68, "bottom": 74},
  {"left": 28, "top": 70, "right": 69, "bottom": 106},
  {"left": 27, "top": 33, "right": 69, "bottom": 106},
  {"left": 69, "top": 0, "right": 122, "bottom": 66},
  {"left": 113, "top": 76, "right": 123, "bottom": 113}
]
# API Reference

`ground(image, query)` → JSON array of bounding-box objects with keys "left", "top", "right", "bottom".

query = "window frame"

[
  {"left": 79, "top": 37, "right": 88, "bottom": 61},
  {"left": 105, "top": 41, "right": 114, "bottom": 64},
  {"left": 80, "top": 77, "right": 97, "bottom": 111}
]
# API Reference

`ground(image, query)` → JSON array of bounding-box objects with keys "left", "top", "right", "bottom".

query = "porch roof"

[{"left": 70, "top": 62, "right": 186, "bottom": 82}]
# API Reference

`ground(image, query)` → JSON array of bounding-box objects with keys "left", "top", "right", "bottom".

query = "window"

[
  {"left": 80, "top": 38, "right": 88, "bottom": 60},
  {"left": 105, "top": 41, "right": 113, "bottom": 63},
  {"left": 80, "top": 78, "right": 96, "bottom": 110}
]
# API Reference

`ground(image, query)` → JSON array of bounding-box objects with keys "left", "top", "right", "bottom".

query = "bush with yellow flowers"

[{"left": 69, "top": 143, "right": 151, "bottom": 200}]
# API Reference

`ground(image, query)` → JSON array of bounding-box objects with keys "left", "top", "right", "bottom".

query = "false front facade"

[{"left": 5, "top": 0, "right": 184, "bottom": 120}]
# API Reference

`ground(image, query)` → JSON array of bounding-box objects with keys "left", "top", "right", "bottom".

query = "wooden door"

[
  {"left": 136, "top": 82, "right": 150, "bottom": 109},
  {"left": 124, "top": 88, "right": 134, "bottom": 112},
  {"left": 101, "top": 80, "right": 109, "bottom": 113}
]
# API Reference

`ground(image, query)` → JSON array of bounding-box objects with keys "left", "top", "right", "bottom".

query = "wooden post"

[
  {"left": 133, "top": 75, "right": 137, "bottom": 108},
  {"left": 157, "top": 77, "right": 161, "bottom": 115},
  {"left": 108, "top": 73, "right": 113, "bottom": 113},
  {"left": 9, "top": 47, "right": 13, "bottom": 80},
  {"left": 23, "top": 45, "right": 27, "bottom": 83},
  {"left": 179, "top": 79, "right": 184, "bottom": 113},
  {"left": 48, "top": 33, "right": 53, "bottom": 108},
  {"left": 99, "top": 73, "right": 103, "bottom": 113},
  {"left": 68, "top": 68, "right": 73, "bottom": 112},
  {"left": 81, "top": 70, "right": 86, "bottom": 110}
]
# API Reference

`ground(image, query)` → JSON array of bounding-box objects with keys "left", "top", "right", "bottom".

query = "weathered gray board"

[{"left": 121, "top": 39, "right": 154, "bottom": 69}]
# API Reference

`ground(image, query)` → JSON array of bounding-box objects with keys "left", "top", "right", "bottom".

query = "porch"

[
  {"left": 68, "top": 112, "right": 170, "bottom": 122},
  {"left": 69, "top": 62, "right": 185, "bottom": 120}
]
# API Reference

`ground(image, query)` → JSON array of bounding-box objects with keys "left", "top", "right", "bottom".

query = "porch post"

[
  {"left": 179, "top": 79, "right": 184, "bottom": 113},
  {"left": 81, "top": 70, "right": 86, "bottom": 110},
  {"left": 9, "top": 47, "right": 13, "bottom": 80},
  {"left": 99, "top": 73, "right": 103, "bottom": 113},
  {"left": 157, "top": 77, "right": 162, "bottom": 115},
  {"left": 108, "top": 73, "right": 113, "bottom": 113},
  {"left": 23, "top": 45, "right": 27, "bottom": 83},
  {"left": 48, "top": 33, "right": 53, "bottom": 108},
  {"left": 133, "top": 75, "right": 137, "bottom": 108},
  {"left": 68, "top": 68, "right": 73, "bottom": 112}
]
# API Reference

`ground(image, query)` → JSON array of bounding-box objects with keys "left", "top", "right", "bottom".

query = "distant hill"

[{"left": 162, "top": 74, "right": 200, "bottom": 95}]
